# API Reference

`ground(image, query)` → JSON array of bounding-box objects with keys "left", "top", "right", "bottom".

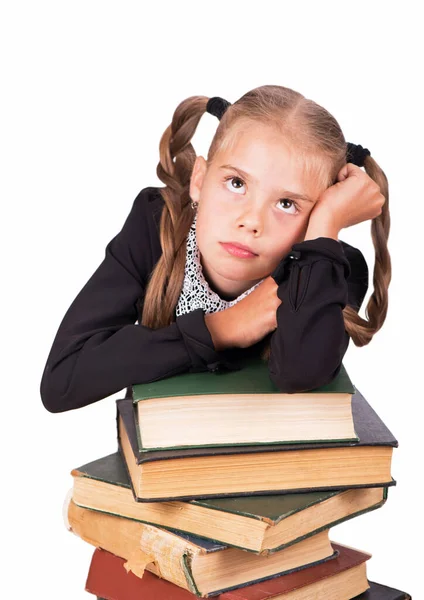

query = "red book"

[{"left": 85, "top": 542, "right": 372, "bottom": 599}]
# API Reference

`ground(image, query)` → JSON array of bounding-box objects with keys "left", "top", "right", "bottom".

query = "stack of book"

[{"left": 64, "top": 355, "right": 410, "bottom": 599}]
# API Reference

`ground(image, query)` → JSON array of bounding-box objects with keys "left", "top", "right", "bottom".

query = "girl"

[{"left": 40, "top": 85, "right": 389, "bottom": 414}]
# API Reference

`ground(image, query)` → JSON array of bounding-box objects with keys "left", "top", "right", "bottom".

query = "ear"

[{"left": 189, "top": 156, "right": 208, "bottom": 203}]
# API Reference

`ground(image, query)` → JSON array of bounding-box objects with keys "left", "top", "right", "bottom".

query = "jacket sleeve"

[
  {"left": 40, "top": 187, "right": 236, "bottom": 414},
  {"left": 268, "top": 236, "right": 369, "bottom": 394}
]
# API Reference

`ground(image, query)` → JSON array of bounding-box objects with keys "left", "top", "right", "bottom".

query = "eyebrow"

[{"left": 219, "top": 164, "right": 314, "bottom": 204}]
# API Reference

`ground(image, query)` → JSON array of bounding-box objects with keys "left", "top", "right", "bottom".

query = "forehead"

[{"left": 214, "top": 121, "right": 326, "bottom": 200}]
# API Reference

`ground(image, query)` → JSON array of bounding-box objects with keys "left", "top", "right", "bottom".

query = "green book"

[
  {"left": 131, "top": 355, "right": 358, "bottom": 452},
  {"left": 71, "top": 451, "right": 388, "bottom": 554}
]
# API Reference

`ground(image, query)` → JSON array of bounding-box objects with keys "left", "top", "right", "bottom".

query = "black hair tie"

[
  {"left": 206, "top": 96, "right": 231, "bottom": 120},
  {"left": 346, "top": 142, "right": 371, "bottom": 167}
]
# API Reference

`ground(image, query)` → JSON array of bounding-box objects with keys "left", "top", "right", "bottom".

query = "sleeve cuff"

[
  {"left": 175, "top": 308, "right": 241, "bottom": 374},
  {"left": 272, "top": 237, "right": 351, "bottom": 286},
  {"left": 292, "top": 237, "right": 347, "bottom": 260}
]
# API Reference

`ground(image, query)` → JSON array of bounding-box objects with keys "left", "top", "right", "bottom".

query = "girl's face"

[{"left": 189, "top": 121, "right": 324, "bottom": 300}]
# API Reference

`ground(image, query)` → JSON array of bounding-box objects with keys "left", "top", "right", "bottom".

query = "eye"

[
  {"left": 277, "top": 198, "right": 300, "bottom": 215},
  {"left": 224, "top": 176, "right": 300, "bottom": 215},
  {"left": 224, "top": 175, "right": 245, "bottom": 194}
]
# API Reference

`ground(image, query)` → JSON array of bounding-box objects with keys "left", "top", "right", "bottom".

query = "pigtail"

[
  {"left": 141, "top": 96, "right": 210, "bottom": 329},
  {"left": 342, "top": 155, "right": 391, "bottom": 346}
]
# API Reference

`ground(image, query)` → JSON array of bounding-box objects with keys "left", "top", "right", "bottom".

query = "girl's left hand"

[{"left": 310, "top": 163, "right": 386, "bottom": 232}]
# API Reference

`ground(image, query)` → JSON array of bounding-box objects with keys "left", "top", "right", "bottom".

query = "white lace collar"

[{"left": 175, "top": 212, "right": 265, "bottom": 317}]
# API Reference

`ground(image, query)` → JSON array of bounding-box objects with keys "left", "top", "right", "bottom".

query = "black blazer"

[{"left": 40, "top": 186, "right": 368, "bottom": 413}]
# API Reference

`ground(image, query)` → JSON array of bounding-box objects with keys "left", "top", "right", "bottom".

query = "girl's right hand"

[
  {"left": 205, "top": 276, "right": 282, "bottom": 350},
  {"left": 311, "top": 162, "right": 385, "bottom": 231}
]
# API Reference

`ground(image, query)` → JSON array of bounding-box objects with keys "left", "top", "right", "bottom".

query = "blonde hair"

[{"left": 140, "top": 85, "right": 391, "bottom": 362}]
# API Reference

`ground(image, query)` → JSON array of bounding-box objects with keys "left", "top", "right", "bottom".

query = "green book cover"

[{"left": 132, "top": 356, "right": 355, "bottom": 401}]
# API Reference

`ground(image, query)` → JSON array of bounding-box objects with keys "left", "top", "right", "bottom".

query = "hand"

[
  {"left": 205, "top": 276, "right": 281, "bottom": 350},
  {"left": 310, "top": 163, "right": 385, "bottom": 232}
]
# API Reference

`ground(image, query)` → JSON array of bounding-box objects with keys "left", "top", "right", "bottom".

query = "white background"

[{"left": 2, "top": 1, "right": 422, "bottom": 598}]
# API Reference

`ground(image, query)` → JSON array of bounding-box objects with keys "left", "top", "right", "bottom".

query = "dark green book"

[
  {"left": 71, "top": 451, "right": 388, "bottom": 554},
  {"left": 117, "top": 388, "right": 397, "bottom": 502},
  {"left": 354, "top": 582, "right": 412, "bottom": 599},
  {"left": 131, "top": 356, "right": 359, "bottom": 452}
]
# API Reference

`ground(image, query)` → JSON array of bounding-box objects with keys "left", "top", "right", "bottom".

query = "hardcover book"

[
  {"left": 67, "top": 499, "right": 338, "bottom": 598},
  {"left": 71, "top": 450, "right": 388, "bottom": 554},
  {"left": 85, "top": 543, "right": 373, "bottom": 599},
  {"left": 117, "top": 388, "right": 397, "bottom": 501},
  {"left": 132, "top": 357, "right": 358, "bottom": 450}
]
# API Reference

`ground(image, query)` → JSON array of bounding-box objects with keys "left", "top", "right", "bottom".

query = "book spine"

[
  {"left": 67, "top": 500, "right": 193, "bottom": 593},
  {"left": 139, "top": 525, "right": 199, "bottom": 593}
]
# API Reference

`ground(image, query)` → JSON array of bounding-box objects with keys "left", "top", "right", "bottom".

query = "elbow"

[
  {"left": 39, "top": 340, "right": 99, "bottom": 413},
  {"left": 40, "top": 355, "right": 86, "bottom": 413},
  {"left": 39, "top": 332, "right": 121, "bottom": 413},
  {"left": 269, "top": 330, "right": 350, "bottom": 394},
  {"left": 40, "top": 348, "right": 119, "bottom": 413},
  {"left": 40, "top": 371, "right": 89, "bottom": 414},
  {"left": 40, "top": 388, "right": 62, "bottom": 414},
  {"left": 40, "top": 364, "right": 69, "bottom": 413},
  {"left": 269, "top": 361, "right": 343, "bottom": 393},
  {"left": 41, "top": 398, "right": 64, "bottom": 414}
]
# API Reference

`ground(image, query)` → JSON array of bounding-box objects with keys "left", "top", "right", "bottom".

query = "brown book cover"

[{"left": 86, "top": 542, "right": 372, "bottom": 599}]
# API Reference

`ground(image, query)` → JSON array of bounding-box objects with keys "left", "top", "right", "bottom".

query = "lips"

[
  {"left": 222, "top": 241, "right": 258, "bottom": 255},
  {"left": 220, "top": 242, "right": 258, "bottom": 258}
]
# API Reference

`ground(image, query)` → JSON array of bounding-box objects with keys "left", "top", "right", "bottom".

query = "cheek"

[
  {"left": 283, "top": 213, "right": 311, "bottom": 241},
  {"left": 198, "top": 198, "right": 228, "bottom": 231},
  {"left": 268, "top": 222, "right": 307, "bottom": 261},
  {"left": 209, "top": 191, "right": 229, "bottom": 214},
  {"left": 196, "top": 217, "right": 218, "bottom": 256},
  {"left": 296, "top": 216, "right": 311, "bottom": 241}
]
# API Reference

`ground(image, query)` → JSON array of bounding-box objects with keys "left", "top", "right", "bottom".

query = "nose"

[{"left": 236, "top": 203, "right": 264, "bottom": 235}]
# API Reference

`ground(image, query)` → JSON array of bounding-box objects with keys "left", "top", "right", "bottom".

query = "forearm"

[
  {"left": 269, "top": 236, "right": 351, "bottom": 393},
  {"left": 303, "top": 212, "right": 340, "bottom": 242},
  {"left": 293, "top": 215, "right": 340, "bottom": 318},
  {"left": 40, "top": 308, "right": 240, "bottom": 413}
]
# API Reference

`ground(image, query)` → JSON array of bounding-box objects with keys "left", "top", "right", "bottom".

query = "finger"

[
  {"left": 337, "top": 164, "right": 349, "bottom": 182},
  {"left": 338, "top": 162, "right": 362, "bottom": 182}
]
